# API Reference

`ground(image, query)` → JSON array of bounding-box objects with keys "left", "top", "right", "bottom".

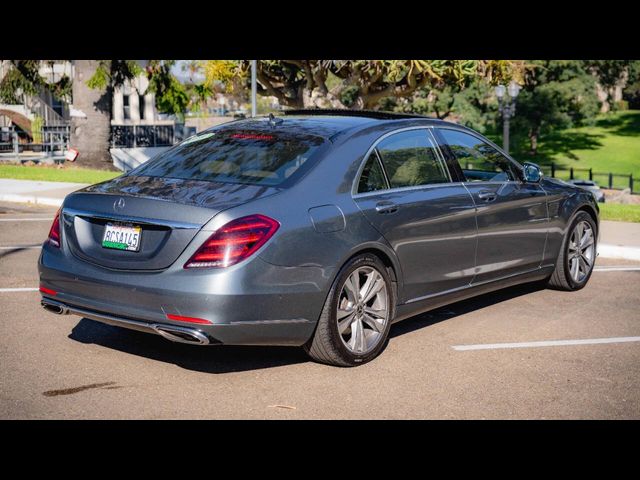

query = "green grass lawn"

[
  {"left": 506, "top": 110, "right": 640, "bottom": 190},
  {"left": 0, "top": 165, "right": 121, "bottom": 184},
  {"left": 598, "top": 203, "right": 640, "bottom": 223}
]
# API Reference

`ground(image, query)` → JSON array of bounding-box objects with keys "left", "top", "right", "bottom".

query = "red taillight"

[
  {"left": 166, "top": 313, "right": 212, "bottom": 325},
  {"left": 39, "top": 285, "right": 57, "bottom": 296},
  {"left": 184, "top": 214, "right": 279, "bottom": 269},
  {"left": 47, "top": 208, "right": 61, "bottom": 248}
]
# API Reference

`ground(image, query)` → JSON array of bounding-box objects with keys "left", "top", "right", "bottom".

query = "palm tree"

[{"left": 70, "top": 60, "right": 113, "bottom": 169}]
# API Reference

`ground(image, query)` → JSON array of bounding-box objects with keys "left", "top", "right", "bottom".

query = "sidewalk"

[
  {"left": 0, "top": 178, "right": 87, "bottom": 207},
  {"left": 599, "top": 220, "right": 640, "bottom": 261},
  {"left": 1, "top": 178, "right": 640, "bottom": 261}
]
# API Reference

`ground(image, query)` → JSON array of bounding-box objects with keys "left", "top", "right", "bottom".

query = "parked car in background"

[
  {"left": 567, "top": 179, "right": 605, "bottom": 203},
  {"left": 39, "top": 110, "right": 600, "bottom": 367}
]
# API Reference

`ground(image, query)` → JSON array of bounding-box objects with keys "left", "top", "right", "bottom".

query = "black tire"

[
  {"left": 547, "top": 211, "right": 597, "bottom": 291},
  {"left": 304, "top": 253, "right": 395, "bottom": 367}
]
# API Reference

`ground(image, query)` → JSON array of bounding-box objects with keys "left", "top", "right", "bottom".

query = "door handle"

[
  {"left": 477, "top": 190, "right": 497, "bottom": 202},
  {"left": 375, "top": 201, "right": 399, "bottom": 214}
]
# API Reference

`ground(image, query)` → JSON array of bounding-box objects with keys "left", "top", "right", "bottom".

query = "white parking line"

[
  {"left": 0, "top": 245, "right": 42, "bottom": 250},
  {"left": 594, "top": 266, "right": 640, "bottom": 272},
  {"left": 0, "top": 287, "right": 39, "bottom": 292},
  {"left": 453, "top": 336, "right": 640, "bottom": 351},
  {"left": 0, "top": 218, "right": 53, "bottom": 222}
]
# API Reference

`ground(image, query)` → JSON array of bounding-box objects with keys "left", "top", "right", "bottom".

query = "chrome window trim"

[
  {"left": 353, "top": 181, "right": 466, "bottom": 199},
  {"left": 351, "top": 126, "right": 452, "bottom": 197}
]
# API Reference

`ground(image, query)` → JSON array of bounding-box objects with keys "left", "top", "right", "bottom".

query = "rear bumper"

[
  {"left": 40, "top": 296, "right": 315, "bottom": 346},
  {"left": 38, "top": 243, "right": 333, "bottom": 346}
]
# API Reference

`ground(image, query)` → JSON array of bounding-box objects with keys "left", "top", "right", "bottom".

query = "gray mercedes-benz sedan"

[{"left": 39, "top": 110, "right": 599, "bottom": 366}]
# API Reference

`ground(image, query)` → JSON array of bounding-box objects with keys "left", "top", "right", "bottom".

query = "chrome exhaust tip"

[
  {"left": 151, "top": 324, "right": 210, "bottom": 345},
  {"left": 41, "top": 301, "right": 68, "bottom": 315}
]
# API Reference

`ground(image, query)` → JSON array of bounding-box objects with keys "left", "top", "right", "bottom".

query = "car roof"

[{"left": 212, "top": 109, "right": 453, "bottom": 141}]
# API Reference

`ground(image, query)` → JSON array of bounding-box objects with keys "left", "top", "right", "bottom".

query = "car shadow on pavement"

[
  {"left": 69, "top": 319, "right": 309, "bottom": 374},
  {"left": 68, "top": 280, "right": 547, "bottom": 373},
  {"left": 390, "top": 280, "right": 547, "bottom": 339}
]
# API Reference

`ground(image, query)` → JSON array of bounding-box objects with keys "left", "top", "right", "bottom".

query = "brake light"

[
  {"left": 231, "top": 133, "right": 274, "bottom": 140},
  {"left": 47, "top": 208, "right": 61, "bottom": 248},
  {"left": 184, "top": 214, "right": 279, "bottom": 268}
]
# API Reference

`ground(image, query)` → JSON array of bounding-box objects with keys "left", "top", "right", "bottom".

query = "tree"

[
  {"left": 622, "top": 61, "right": 640, "bottom": 109},
  {"left": 203, "top": 60, "right": 526, "bottom": 110},
  {"left": 512, "top": 61, "right": 600, "bottom": 155},
  {"left": 587, "top": 60, "right": 631, "bottom": 111},
  {"left": 144, "top": 60, "right": 190, "bottom": 120},
  {"left": 71, "top": 60, "right": 142, "bottom": 169}
]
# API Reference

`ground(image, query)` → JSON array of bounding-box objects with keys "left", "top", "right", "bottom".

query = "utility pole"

[{"left": 251, "top": 60, "right": 257, "bottom": 118}]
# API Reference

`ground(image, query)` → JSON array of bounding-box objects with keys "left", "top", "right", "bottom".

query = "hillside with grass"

[{"left": 504, "top": 110, "right": 640, "bottom": 189}]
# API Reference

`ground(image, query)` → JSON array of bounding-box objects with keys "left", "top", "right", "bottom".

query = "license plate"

[{"left": 101, "top": 223, "right": 142, "bottom": 252}]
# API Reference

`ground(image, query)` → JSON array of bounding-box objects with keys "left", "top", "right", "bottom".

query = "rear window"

[{"left": 129, "top": 130, "right": 326, "bottom": 186}]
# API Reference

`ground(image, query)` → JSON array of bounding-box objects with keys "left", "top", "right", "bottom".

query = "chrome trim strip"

[
  {"left": 404, "top": 265, "right": 552, "bottom": 305},
  {"left": 63, "top": 207, "right": 201, "bottom": 230},
  {"left": 353, "top": 181, "right": 466, "bottom": 199},
  {"left": 41, "top": 298, "right": 210, "bottom": 345},
  {"left": 228, "top": 318, "right": 313, "bottom": 325}
]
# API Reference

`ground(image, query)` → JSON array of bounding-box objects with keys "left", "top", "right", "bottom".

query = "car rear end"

[{"left": 38, "top": 125, "right": 332, "bottom": 346}]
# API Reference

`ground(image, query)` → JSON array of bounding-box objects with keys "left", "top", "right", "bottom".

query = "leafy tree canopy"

[{"left": 203, "top": 60, "right": 527, "bottom": 110}]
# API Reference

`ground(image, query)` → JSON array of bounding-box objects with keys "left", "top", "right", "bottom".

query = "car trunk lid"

[{"left": 61, "top": 175, "right": 280, "bottom": 270}]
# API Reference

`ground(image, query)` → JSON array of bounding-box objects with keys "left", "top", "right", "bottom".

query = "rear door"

[
  {"left": 435, "top": 127, "right": 548, "bottom": 284},
  {"left": 353, "top": 128, "right": 477, "bottom": 303}
]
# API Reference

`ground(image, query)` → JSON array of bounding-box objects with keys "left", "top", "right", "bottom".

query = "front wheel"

[
  {"left": 304, "top": 253, "right": 395, "bottom": 367},
  {"left": 547, "top": 211, "right": 597, "bottom": 291}
]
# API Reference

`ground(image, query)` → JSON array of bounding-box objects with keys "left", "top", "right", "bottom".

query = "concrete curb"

[
  {"left": 0, "top": 194, "right": 62, "bottom": 207},
  {"left": 598, "top": 244, "right": 640, "bottom": 261}
]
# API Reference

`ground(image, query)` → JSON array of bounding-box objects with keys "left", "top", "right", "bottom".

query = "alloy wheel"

[
  {"left": 568, "top": 220, "right": 595, "bottom": 283},
  {"left": 336, "top": 266, "right": 389, "bottom": 354}
]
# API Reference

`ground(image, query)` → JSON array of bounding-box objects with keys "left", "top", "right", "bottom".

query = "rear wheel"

[
  {"left": 547, "top": 211, "right": 597, "bottom": 291},
  {"left": 304, "top": 254, "right": 394, "bottom": 367}
]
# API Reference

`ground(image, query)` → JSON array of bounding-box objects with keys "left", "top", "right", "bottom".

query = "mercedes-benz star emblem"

[{"left": 114, "top": 197, "right": 126, "bottom": 211}]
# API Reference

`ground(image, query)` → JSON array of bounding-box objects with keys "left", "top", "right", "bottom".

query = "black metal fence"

[
  {"left": 0, "top": 125, "right": 69, "bottom": 156},
  {"left": 546, "top": 162, "right": 638, "bottom": 194},
  {"left": 110, "top": 125, "right": 175, "bottom": 148}
]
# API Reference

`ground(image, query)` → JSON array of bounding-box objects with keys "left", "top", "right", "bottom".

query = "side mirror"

[{"left": 522, "top": 162, "right": 543, "bottom": 183}]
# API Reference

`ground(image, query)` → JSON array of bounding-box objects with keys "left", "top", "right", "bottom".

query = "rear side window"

[
  {"left": 358, "top": 151, "right": 388, "bottom": 193},
  {"left": 376, "top": 130, "right": 449, "bottom": 188},
  {"left": 130, "top": 131, "right": 326, "bottom": 186}
]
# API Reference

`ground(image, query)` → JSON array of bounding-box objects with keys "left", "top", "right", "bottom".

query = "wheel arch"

[{"left": 335, "top": 242, "right": 403, "bottom": 304}]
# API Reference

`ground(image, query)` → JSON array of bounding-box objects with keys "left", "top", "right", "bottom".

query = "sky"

[{"left": 171, "top": 60, "right": 205, "bottom": 83}]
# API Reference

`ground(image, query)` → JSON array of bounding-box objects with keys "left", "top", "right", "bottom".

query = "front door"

[
  {"left": 354, "top": 128, "right": 477, "bottom": 303},
  {"left": 436, "top": 128, "right": 548, "bottom": 285}
]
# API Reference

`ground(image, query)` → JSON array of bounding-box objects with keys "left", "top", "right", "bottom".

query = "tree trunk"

[
  {"left": 70, "top": 60, "right": 114, "bottom": 170},
  {"left": 528, "top": 126, "right": 540, "bottom": 155}
]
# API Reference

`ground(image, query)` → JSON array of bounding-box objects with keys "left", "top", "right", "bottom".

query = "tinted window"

[
  {"left": 358, "top": 151, "right": 388, "bottom": 193},
  {"left": 130, "top": 130, "right": 325, "bottom": 186},
  {"left": 438, "top": 129, "right": 519, "bottom": 182},
  {"left": 376, "top": 130, "right": 449, "bottom": 188}
]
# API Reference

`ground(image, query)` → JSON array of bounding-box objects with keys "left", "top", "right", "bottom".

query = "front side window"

[
  {"left": 376, "top": 130, "right": 449, "bottom": 188},
  {"left": 438, "top": 129, "right": 519, "bottom": 182},
  {"left": 130, "top": 130, "right": 325, "bottom": 187}
]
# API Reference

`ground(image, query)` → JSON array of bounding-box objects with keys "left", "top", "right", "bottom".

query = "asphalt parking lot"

[{"left": 1, "top": 201, "right": 639, "bottom": 419}]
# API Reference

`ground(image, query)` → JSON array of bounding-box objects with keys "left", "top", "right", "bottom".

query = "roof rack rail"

[{"left": 282, "top": 109, "right": 430, "bottom": 120}]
